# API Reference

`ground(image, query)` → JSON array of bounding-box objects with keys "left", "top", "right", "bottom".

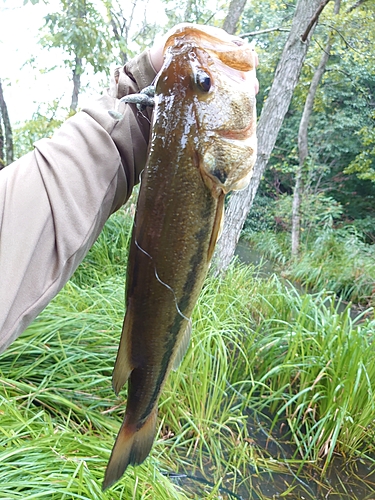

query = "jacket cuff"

[{"left": 110, "top": 49, "right": 158, "bottom": 99}]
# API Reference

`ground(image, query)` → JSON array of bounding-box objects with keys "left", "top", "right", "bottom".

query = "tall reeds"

[{"left": 1, "top": 210, "right": 375, "bottom": 498}]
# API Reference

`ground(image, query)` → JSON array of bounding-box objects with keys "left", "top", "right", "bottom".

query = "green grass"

[
  {"left": 244, "top": 226, "right": 375, "bottom": 306},
  {"left": 1, "top": 209, "right": 375, "bottom": 498},
  {"left": 246, "top": 288, "right": 375, "bottom": 469}
]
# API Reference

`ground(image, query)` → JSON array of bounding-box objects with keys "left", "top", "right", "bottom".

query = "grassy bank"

[
  {"left": 1, "top": 210, "right": 375, "bottom": 499},
  {"left": 244, "top": 227, "right": 375, "bottom": 307}
]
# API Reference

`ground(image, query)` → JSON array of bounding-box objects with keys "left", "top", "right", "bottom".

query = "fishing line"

[
  {"left": 134, "top": 238, "right": 190, "bottom": 323},
  {"left": 138, "top": 109, "right": 151, "bottom": 123},
  {"left": 128, "top": 78, "right": 189, "bottom": 323},
  {"left": 132, "top": 157, "right": 190, "bottom": 325}
]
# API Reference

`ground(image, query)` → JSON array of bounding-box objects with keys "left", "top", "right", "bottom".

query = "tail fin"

[{"left": 102, "top": 407, "right": 158, "bottom": 491}]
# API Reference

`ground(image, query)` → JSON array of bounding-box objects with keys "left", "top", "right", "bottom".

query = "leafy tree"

[
  {"left": 215, "top": 0, "right": 331, "bottom": 273},
  {"left": 40, "top": 0, "right": 114, "bottom": 113},
  {"left": 163, "top": 0, "right": 219, "bottom": 27},
  {"left": 291, "top": 0, "right": 341, "bottom": 257},
  {"left": 103, "top": 0, "right": 166, "bottom": 66},
  {"left": 103, "top": 0, "right": 132, "bottom": 65},
  {"left": 238, "top": 0, "right": 373, "bottom": 251},
  {"left": 345, "top": 117, "right": 375, "bottom": 182}
]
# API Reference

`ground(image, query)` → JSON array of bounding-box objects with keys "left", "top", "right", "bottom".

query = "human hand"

[{"left": 149, "top": 23, "right": 259, "bottom": 95}]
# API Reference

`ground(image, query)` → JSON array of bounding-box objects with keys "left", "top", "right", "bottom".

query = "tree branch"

[
  {"left": 0, "top": 114, "right": 4, "bottom": 170},
  {"left": 347, "top": 0, "right": 368, "bottom": 13},
  {"left": 222, "top": 0, "right": 248, "bottom": 35},
  {"left": 301, "top": 0, "right": 332, "bottom": 42},
  {"left": 240, "top": 26, "right": 290, "bottom": 38},
  {"left": 0, "top": 79, "right": 13, "bottom": 166},
  {"left": 319, "top": 23, "right": 367, "bottom": 54}
]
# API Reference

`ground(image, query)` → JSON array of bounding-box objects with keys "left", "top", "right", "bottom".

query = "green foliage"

[
  {"left": 0, "top": 280, "right": 189, "bottom": 499},
  {"left": 242, "top": 194, "right": 276, "bottom": 235},
  {"left": 40, "top": 0, "right": 115, "bottom": 75},
  {"left": 243, "top": 229, "right": 289, "bottom": 266},
  {"left": 3, "top": 1, "right": 375, "bottom": 495},
  {"left": 350, "top": 215, "right": 375, "bottom": 243},
  {"left": 241, "top": 1, "right": 296, "bottom": 116},
  {"left": 246, "top": 225, "right": 375, "bottom": 306},
  {"left": 345, "top": 116, "right": 375, "bottom": 182},
  {"left": 13, "top": 100, "right": 64, "bottom": 159},
  {"left": 249, "top": 287, "right": 375, "bottom": 471},
  {"left": 1, "top": 206, "right": 375, "bottom": 497},
  {"left": 243, "top": 191, "right": 343, "bottom": 238},
  {"left": 1, "top": 220, "right": 375, "bottom": 497},
  {"left": 275, "top": 192, "right": 343, "bottom": 231},
  {"left": 162, "top": 0, "right": 222, "bottom": 28},
  {"left": 291, "top": 226, "right": 375, "bottom": 304},
  {"left": 250, "top": 0, "right": 375, "bottom": 220}
]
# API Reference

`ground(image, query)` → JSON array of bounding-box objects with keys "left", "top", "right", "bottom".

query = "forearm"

[{"left": 0, "top": 49, "right": 157, "bottom": 353}]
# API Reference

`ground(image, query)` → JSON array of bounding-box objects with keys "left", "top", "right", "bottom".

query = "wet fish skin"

[{"left": 102, "top": 25, "right": 257, "bottom": 491}]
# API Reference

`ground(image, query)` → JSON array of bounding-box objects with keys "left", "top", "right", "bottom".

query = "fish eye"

[{"left": 195, "top": 70, "right": 211, "bottom": 92}]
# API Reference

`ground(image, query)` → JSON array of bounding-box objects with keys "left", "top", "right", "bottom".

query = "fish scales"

[{"left": 103, "top": 24, "right": 257, "bottom": 490}]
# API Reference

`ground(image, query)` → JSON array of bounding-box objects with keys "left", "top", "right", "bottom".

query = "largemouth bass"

[{"left": 103, "top": 24, "right": 257, "bottom": 490}]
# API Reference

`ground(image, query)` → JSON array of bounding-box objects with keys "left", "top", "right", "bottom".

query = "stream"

[{"left": 171, "top": 241, "right": 375, "bottom": 499}]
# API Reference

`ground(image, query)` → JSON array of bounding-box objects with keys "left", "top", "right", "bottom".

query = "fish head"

[{"left": 159, "top": 24, "right": 257, "bottom": 197}]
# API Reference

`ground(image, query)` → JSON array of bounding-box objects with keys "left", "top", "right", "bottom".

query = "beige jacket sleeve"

[{"left": 0, "top": 49, "right": 157, "bottom": 353}]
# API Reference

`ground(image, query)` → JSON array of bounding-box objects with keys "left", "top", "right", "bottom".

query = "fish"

[{"left": 102, "top": 24, "right": 257, "bottom": 490}]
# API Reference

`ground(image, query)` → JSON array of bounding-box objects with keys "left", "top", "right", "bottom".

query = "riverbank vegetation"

[
  {"left": 234, "top": 0, "right": 375, "bottom": 308},
  {"left": 242, "top": 192, "right": 375, "bottom": 308},
  {"left": 1, "top": 209, "right": 375, "bottom": 499}
]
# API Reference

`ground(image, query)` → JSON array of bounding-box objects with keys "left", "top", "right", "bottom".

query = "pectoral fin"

[{"left": 207, "top": 193, "right": 225, "bottom": 262}]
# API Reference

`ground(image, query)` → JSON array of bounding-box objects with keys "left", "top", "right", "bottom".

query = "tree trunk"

[
  {"left": 214, "top": 0, "right": 329, "bottom": 273},
  {"left": 109, "top": 15, "right": 128, "bottom": 64},
  {"left": 292, "top": 0, "right": 341, "bottom": 257},
  {"left": 291, "top": 166, "right": 303, "bottom": 257},
  {"left": 222, "top": 0, "right": 248, "bottom": 34},
  {"left": 0, "top": 115, "right": 4, "bottom": 169},
  {"left": 108, "top": 1, "right": 136, "bottom": 65},
  {"left": 70, "top": 56, "right": 82, "bottom": 113},
  {"left": 0, "top": 79, "right": 13, "bottom": 167}
]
